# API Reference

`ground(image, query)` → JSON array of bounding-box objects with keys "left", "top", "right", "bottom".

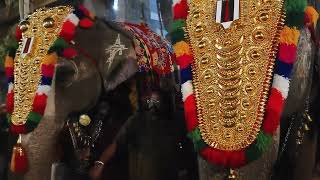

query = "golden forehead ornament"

[
  {"left": 11, "top": 6, "right": 72, "bottom": 126},
  {"left": 186, "top": 0, "right": 284, "bottom": 150}
]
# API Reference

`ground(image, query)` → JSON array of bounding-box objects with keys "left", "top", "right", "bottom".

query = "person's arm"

[
  {"left": 88, "top": 113, "right": 137, "bottom": 180},
  {"left": 89, "top": 142, "right": 117, "bottom": 180}
]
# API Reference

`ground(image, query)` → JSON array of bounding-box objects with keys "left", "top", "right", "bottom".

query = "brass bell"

[
  {"left": 303, "top": 124, "right": 310, "bottom": 131},
  {"left": 297, "top": 131, "right": 302, "bottom": 138},
  {"left": 227, "top": 169, "right": 237, "bottom": 179},
  {"left": 296, "top": 139, "right": 302, "bottom": 145},
  {"left": 306, "top": 114, "right": 313, "bottom": 122},
  {"left": 19, "top": 21, "right": 30, "bottom": 32},
  {"left": 79, "top": 114, "right": 91, "bottom": 126},
  {"left": 43, "top": 17, "right": 55, "bottom": 28}
]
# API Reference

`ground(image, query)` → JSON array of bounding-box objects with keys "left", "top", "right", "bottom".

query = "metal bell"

[
  {"left": 227, "top": 169, "right": 237, "bottom": 179},
  {"left": 79, "top": 114, "right": 91, "bottom": 126}
]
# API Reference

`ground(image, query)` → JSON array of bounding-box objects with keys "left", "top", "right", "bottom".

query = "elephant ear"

[
  {"left": 103, "top": 55, "right": 138, "bottom": 91},
  {"left": 97, "top": 21, "right": 138, "bottom": 92}
]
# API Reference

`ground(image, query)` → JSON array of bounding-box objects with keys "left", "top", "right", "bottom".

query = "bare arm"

[{"left": 89, "top": 114, "right": 136, "bottom": 180}]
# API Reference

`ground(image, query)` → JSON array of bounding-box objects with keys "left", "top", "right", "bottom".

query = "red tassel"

[
  {"left": 79, "top": 5, "right": 90, "bottom": 16},
  {"left": 173, "top": 0, "right": 189, "bottom": 20},
  {"left": 5, "top": 67, "right": 14, "bottom": 78},
  {"left": 6, "top": 92, "right": 14, "bottom": 113},
  {"left": 41, "top": 64, "right": 55, "bottom": 78},
  {"left": 200, "top": 147, "right": 246, "bottom": 168},
  {"left": 278, "top": 44, "right": 297, "bottom": 64},
  {"left": 79, "top": 18, "right": 94, "bottom": 28},
  {"left": 263, "top": 88, "right": 284, "bottom": 134},
  {"left": 10, "top": 135, "right": 28, "bottom": 173},
  {"left": 32, "top": 94, "right": 48, "bottom": 115},
  {"left": 59, "top": 20, "right": 76, "bottom": 42},
  {"left": 10, "top": 125, "right": 27, "bottom": 135},
  {"left": 62, "top": 48, "right": 78, "bottom": 59},
  {"left": 176, "top": 54, "right": 193, "bottom": 69},
  {"left": 184, "top": 95, "right": 198, "bottom": 131},
  {"left": 15, "top": 26, "right": 22, "bottom": 41}
]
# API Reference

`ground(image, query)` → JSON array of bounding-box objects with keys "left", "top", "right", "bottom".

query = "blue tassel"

[
  {"left": 180, "top": 66, "right": 192, "bottom": 84},
  {"left": 40, "top": 76, "right": 52, "bottom": 85},
  {"left": 274, "top": 60, "right": 293, "bottom": 78}
]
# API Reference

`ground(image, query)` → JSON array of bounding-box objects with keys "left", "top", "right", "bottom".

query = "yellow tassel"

[
  {"left": 279, "top": 26, "right": 300, "bottom": 46},
  {"left": 305, "top": 6, "right": 319, "bottom": 27},
  {"left": 42, "top": 52, "right": 58, "bottom": 65},
  {"left": 173, "top": 41, "right": 192, "bottom": 57},
  {"left": 5, "top": 55, "right": 14, "bottom": 68}
]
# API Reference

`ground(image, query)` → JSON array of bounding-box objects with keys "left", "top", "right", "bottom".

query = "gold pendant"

[{"left": 186, "top": 0, "right": 284, "bottom": 150}]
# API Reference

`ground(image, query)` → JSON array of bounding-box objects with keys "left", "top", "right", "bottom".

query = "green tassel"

[
  {"left": 187, "top": 128, "right": 206, "bottom": 152},
  {"left": 7, "top": 41, "right": 19, "bottom": 58},
  {"left": 284, "top": 0, "right": 307, "bottom": 28},
  {"left": 171, "top": 28, "right": 186, "bottom": 44},
  {"left": 284, "top": 0, "right": 307, "bottom": 13},
  {"left": 25, "top": 112, "right": 42, "bottom": 132},
  {"left": 195, "top": 139, "right": 207, "bottom": 151},
  {"left": 48, "top": 38, "right": 68, "bottom": 53},
  {"left": 169, "top": 20, "right": 186, "bottom": 33},
  {"left": 27, "top": 112, "right": 42, "bottom": 124},
  {"left": 25, "top": 121, "right": 38, "bottom": 132},
  {"left": 4, "top": 114, "right": 11, "bottom": 128},
  {"left": 245, "top": 131, "right": 272, "bottom": 162},
  {"left": 256, "top": 131, "right": 273, "bottom": 152},
  {"left": 286, "top": 12, "right": 305, "bottom": 28},
  {"left": 187, "top": 128, "right": 201, "bottom": 141}
]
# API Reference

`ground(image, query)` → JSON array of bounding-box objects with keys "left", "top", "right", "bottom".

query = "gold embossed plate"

[{"left": 186, "top": 0, "right": 284, "bottom": 151}]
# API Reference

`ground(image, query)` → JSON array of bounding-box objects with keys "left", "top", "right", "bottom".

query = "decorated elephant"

[
  {"left": 0, "top": 1, "right": 188, "bottom": 180},
  {"left": 170, "top": 0, "right": 319, "bottom": 180}
]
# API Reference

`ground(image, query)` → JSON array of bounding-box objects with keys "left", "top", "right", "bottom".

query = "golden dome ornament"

[
  {"left": 19, "top": 20, "right": 30, "bottom": 32},
  {"left": 79, "top": 114, "right": 91, "bottom": 126},
  {"left": 43, "top": 17, "right": 55, "bottom": 28}
]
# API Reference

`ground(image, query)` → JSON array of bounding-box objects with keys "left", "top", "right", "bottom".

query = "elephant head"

[{"left": 6, "top": 4, "right": 140, "bottom": 180}]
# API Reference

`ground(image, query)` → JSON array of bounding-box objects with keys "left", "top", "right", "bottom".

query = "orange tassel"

[{"left": 10, "top": 135, "right": 28, "bottom": 173}]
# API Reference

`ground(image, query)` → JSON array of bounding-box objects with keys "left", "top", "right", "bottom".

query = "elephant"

[
  {"left": 169, "top": 1, "right": 320, "bottom": 180},
  {"left": 272, "top": 19, "right": 320, "bottom": 180},
  {"left": 3, "top": 1, "right": 189, "bottom": 180}
]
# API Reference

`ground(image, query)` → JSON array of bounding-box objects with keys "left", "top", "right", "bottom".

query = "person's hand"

[
  {"left": 0, "top": 104, "right": 6, "bottom": 115},
  {"left": 89, "top": 162, "right": 104, "bottom": 180}
]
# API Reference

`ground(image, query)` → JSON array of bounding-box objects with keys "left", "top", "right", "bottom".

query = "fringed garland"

[
  {"left": 170, "top": 0, "right": 318, "bottom": 168},
  {"left": 5, "top": 5, "right": 95, "bottom": 135},
  {"left": 4, "top": 5, "right": 95, "bottom": 174}
]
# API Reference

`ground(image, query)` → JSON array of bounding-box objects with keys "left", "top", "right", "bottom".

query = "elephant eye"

[{"left": 55, "top": 60, "right": 78, "bottom": 87}]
